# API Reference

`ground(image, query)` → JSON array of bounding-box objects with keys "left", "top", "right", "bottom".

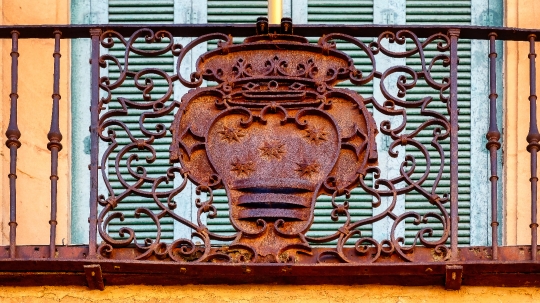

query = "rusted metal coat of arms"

[{"left": 170, "top": 18, "right": 378, "bottom": 259}]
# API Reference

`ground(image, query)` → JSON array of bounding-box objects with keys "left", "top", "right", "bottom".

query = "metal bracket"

[
  {"left": 445, "top": 265, "right": 463, "bottom": 290},
  {"left": 84, "top": 264, "right": 104, "bottom": 290}
]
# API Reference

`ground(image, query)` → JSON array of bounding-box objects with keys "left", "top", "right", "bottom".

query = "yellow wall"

[
  {"left": 0, "top": 0, "right": 537, "bottom": 301},
  {"left": 504, "top": 0, "right": 540, "bottom": 245},
  {"left": 0, "top": 0, "right": 70, "bottom": 245},
  {"left": 0, "top": 285, "right": 537, "bottom": 303}
]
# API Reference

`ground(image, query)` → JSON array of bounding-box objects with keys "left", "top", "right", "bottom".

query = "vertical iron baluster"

[
  {"left": 486, "top": 33, "right": 501, "bottom": 260},
  {"left": 88, "top": 28, "right": 102, "bottom": 258},
  {"left": 527, "top": 34, "right": 539, "bottom": 261},
  {"left": 47, "top": 30, "right": 63, "bottom": 258},
  {"left": 448, "top": 29, "right": 460, "bottom": 260},
  {"left": 5, "top": 31, "right": 21, "bottom": 259}
]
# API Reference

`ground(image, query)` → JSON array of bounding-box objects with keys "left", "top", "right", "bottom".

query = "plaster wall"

[
  {"left": 0, "top": 285, "right": 538, "bottom": 302},
  {"left": 0, "top": 0, "right": 71, "bottom": 245},
  {"left": 504, "top": 0, "right": 540, "bottom": 245},
  {"left": 0, "top": 0, "right": 536, "bottom": 301}
]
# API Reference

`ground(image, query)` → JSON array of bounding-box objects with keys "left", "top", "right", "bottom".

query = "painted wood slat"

[
  {"left": 404, "top": 0, "right": 472, "bottom": 245},
  {"left": 106, "top": 1, "right": 176, "bottom": 241},
  {"left": 304, "top": 0, "right": 375, "bottom": 245}
]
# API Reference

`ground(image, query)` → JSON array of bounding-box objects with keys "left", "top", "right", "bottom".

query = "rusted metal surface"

[
  {"left": 48, "top": 30, "right": 63, "bottom": 259},
  {"left": 4, "top": 24, "right": 540, "bottom": 41},
  {"left": 448, "top": 29, "right": 460, "bottom": 261},
  {"left": 527, "top": 34, "right": 540, "bottom": 262},
  {"left": 84, "top": 264, "right": 104, "bottom": 290},
  {"left": 0, "top": 245, "right": 518, "bottom": 264},
  {"left": 169, "top": 19, "right": 379, "bottom": 260},
  {"left": 88, "top": 28, "right": 102, "bottom": 259},
  {"left": 0, "top": 246, "right": 537, "bottom": 287},
  {"left": 95, "top": 19, "right": 456, "bottom": 264},
  {"left": 3, "top": 21, "right": 540, "bottom": 287},
  {"left": 445, "top": 265, "right": 463, "bottom": 290},
  {"left": 486, "top": 33, "right": 501, "bottom": 260},
  {"left": 5, "top": 30, "right": 20, "bottom": 259}
]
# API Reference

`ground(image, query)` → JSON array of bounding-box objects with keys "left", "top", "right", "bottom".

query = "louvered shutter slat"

[
  {"left": 106, "top": 0, "right": 176, "bottom": 241},
  {"left": 404, "top": 0, "right": 471, "bottom": 245},
  {"left": 306, "top": 0, "right": 375, "bottom": 245}
]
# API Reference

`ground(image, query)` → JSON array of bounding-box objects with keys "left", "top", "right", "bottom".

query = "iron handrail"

[{"left": 0, "top": 24, "right": 537, "bottom": 41}]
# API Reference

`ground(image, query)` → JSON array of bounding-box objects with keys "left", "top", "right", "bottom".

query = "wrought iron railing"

[{"left": 2, "top": 20, "right": 540, "bottom": 289}]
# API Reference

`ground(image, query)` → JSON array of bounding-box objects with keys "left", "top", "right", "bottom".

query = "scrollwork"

[
  {"left": 308, "top": 29, "right": 453, "bottom": 263},
  {"left": 96, "top": 27, "right": 454, "bottom": 264}
]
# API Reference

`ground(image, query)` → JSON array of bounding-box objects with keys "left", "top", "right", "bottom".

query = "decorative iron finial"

[
  {"left": 280, "top": 17, "right": 293, "bottom": 35},
  {"left": 256, "top": 17, "right": 269, "bottom": 35}
]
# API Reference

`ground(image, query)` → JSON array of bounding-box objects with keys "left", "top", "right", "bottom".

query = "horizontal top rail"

[{"left": 0, "top": 24, "right": 539, "bottom": 41}]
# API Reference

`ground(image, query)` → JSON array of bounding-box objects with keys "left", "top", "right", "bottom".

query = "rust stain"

[{"left": 170, "top": 18, "right": 378, "bottom": 260}]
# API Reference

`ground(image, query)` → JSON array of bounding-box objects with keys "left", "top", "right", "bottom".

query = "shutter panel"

[
  {"left": 208, "top": 0, "right": 268, "bottom": 23},
  {"left": 307, "top": 0, "right": 375, "bottom": 244},
  {"left": 404, "top": 0, "right": 471, "bottom": 245},
  {"left": 205, "top": 1, "right": 269, "bottom": 239},
  {"left": 107, "top": 0, "right": 176, "bottom": 241},
  {"left": 104, "top": 0, "right": 473, "bottom": 247},
  {"left": 108, "top": 0, "right": 174, "bottom": 23},
  {"left": 308, "top": 0, "right": 373, "bottom": 23}
]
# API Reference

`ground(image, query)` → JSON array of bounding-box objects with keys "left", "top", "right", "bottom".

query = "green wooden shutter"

[
  {"left": 307, "top": 0, "right": 373, "bottom": 24},
  {"left": 306, "top": 0, "right": 375, "bottom": 244},
  {"left": 404, "top": 0, "right": 472, "bottom": 245},
  {"left": 108, "top": 0, "right": 174, "bottom": 23},
  {"left": 205, "top": 1, "right": 269, "bottom": 239},
  {"left": 208, "top": 0, "right": 268, "bottom": 23},
  {"left": 107, "top": 0, "right": 176, "bottom": 241},
  {"left": 103, "top": 0, "right": 476, "bottom": 247},
  {"left": 306, "top": 0, "right": 476, "bottom": 246}
]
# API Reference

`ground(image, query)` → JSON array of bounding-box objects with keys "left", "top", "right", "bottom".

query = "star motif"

[
  {"left": 295, "top": 160, "right": 320, "bottom": 178},
  {"left": 305, "top": 126, "right": 328, "bottom": 144},
  {"left": 218, "top": 125, "right": 245, "bottom": 143},
  {"left": 231, "top": 159, "right": 255, "bottom": 177},
  {"left": 259, "top": 140, "right": 286, "bottom": 160}
]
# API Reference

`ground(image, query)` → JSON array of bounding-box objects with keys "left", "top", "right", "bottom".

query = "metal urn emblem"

[{"left": 170, "top": 18, "right": 378, "bottom": 260}]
